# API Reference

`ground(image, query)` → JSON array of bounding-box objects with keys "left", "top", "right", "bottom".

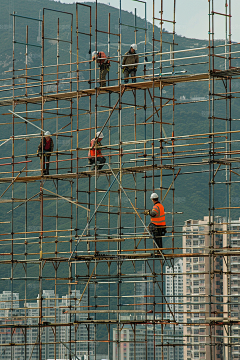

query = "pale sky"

[{"left": 59, "top": 0, "right": 240, "bottom": 41}]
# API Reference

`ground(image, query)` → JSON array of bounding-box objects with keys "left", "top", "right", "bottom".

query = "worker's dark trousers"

[
  {"left": 124, "top": 68, "right": 137, "bottom": 83},
  {"left": 149, "top": 223, "right": 164, "bottom": 248},
  {"left": 40, "top": 153, "right": 51, "bottom": 175},
  {"left": 99, "top": 64, "right": 110, "bottom": 87},
  {"left": 88, "top": 156, "right": 106, "bottom": 170}
]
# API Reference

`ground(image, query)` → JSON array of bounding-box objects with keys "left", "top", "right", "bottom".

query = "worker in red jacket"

[
  {"left": 144, "top": 192, "right": 166, "bottom": 248},
  {"left": 92, "top": 51, "right": 110, "bottom": 87},
  {"left": 88, "top": 131, "right": 106, "bottom": 170},
  {"left": 37, "top": 131, "right": 54, "bottom": 175}
]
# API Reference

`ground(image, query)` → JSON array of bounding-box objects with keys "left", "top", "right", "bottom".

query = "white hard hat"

[
  {"left": 92, "top": 51, "right": 98, "bottom": 58},
  {"left": 131, "top": 43, "right": 137, "bottom": 51},
  {"left": 96, "top": 131, "right": 104, "bottom": 138},
  {"left": 150, "top": 193, "right": 158, "bottom": 200},
  {"left": 44, "top": 131, "right": 51, "bottom": 136}
]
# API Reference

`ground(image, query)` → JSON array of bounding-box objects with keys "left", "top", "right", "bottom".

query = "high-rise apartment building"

[
  {"left": 0, "top": 291, "right": 25, "bottom": 359},
  {"left": 59, "top": 290, "right": 93, "bottom": 359},
  {"left": 165, "top": 259, "right": 183, "bottom": 325},
  {"left": 0, "top": 289, "right": 93, "bottom": 360},
  {"left": 164, "top": 259, "right": 183, "bottom": 360},
  {"left": 0, "top": 291, "right": 21, "bottom": 318},
  {"left": 113, "top": 321, "right": 162, "bottom": 360},
  {"left": 223, "top": 218, "right": 240, "bottom": 359},
  {"left": 182, "top": 217, "right": 223, "bottom": 360},
  {"left": 135, "top": 266, "right": 162, "bottom": 313},
  {"left": 113, "top": 259, "right": 184, "bottom": 360},
  {"left": 26, "top": 301, "right": 39, "bottom": 359}
]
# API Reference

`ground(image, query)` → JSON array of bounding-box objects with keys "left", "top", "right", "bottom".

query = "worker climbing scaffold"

[
  {"left": 144, "top": 192, "right": 167, "bottom": 248},
  {"left": 88, "top": 131, "right": 106, "bottom": 170}
]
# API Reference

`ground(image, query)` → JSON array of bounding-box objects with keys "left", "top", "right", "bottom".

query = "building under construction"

[{"left": 0, "top": 0, "right": 240, "bottom": 359}]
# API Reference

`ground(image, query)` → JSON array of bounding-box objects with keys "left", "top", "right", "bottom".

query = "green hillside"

[
  {"left": 0, "top": 2, "right": 239, "bottom": 352},
  {"left": 0, "top": 0, "right": 238, "bottom": 276}
]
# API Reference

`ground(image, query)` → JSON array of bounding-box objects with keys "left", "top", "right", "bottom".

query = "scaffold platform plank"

[
  {"left": 0, "top": 164, "right": 173, "bottom": 183},
  {"left": 0, "top": 73, "right": 209, "bottom": 106}
]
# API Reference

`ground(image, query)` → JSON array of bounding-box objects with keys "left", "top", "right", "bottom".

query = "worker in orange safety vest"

[{"left": 144, "top": 192, "right": 166, "bottom": 248}]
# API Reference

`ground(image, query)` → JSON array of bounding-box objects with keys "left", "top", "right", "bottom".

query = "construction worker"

[
  {"left": 92, "top": 51, "right": 110, "bottom": 87},
  {"left": 144, "top": 193, "right": 166, "bottom": 248},
  {"left": 122, "top": 44, "right": 139, "bottom": 83},
  {"left": 37, "top": 131, "right": 54, "bottom": 175},
  {"left": 88, "top": 131, "right": 106, "bottom": 170}
]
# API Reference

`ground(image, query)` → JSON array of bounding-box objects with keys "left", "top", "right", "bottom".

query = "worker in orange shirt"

[
  {"left": 144, "top": 193, "right": 166, "bottom": 248},
  {"left": 92, "top": 51, "right": 110, "bottom": 87},
  {"left": 88, "top": 131, "right": 106, "bottom": 170}
]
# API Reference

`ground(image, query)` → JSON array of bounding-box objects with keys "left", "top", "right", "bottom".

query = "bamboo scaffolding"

[{"left": 0, "top": 0, "right": 239, "bottom": 359}]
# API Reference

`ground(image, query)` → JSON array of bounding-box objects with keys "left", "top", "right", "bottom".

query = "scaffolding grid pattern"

[{"left": 0, "top": 0, "right": 239, "bottom": 359}]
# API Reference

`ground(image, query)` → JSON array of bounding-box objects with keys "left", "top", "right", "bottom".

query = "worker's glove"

[
  {"left": 144, "top": 210, "right": 150, "bottom": 215},
  {"left": 134, "top": 66, "right": 137, "bottom": 71},
  {"left": 122, "top": 68, "right": 124, "bottom": 74}
]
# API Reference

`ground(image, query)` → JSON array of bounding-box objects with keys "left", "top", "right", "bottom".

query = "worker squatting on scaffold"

[
  {"left": 92, "top": 51, "right": 110, "bottom": 87},
  {"left": 37, "top": 131, "right": 54, "bottom": 175},
  {"left": 88, "top": 131, "right": 106, "bottom": 170},
  {"left": 122, "top": 44, "right": 139, "bottom": 83},
  {"left": 144, "top": 193, "right": 167, "bottom": 248}
]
